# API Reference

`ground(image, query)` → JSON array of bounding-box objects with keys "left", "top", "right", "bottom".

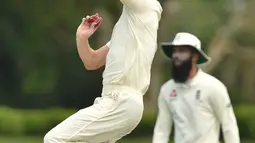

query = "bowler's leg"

[
  {"left": 43, "top": 96, "right": 115, "bottom": 143},
  {"left": 44, "top": 93, "right": 143, "bottom": 143},
  {"left": 43, "top": 105, "right": 101, "bottom": 143}
]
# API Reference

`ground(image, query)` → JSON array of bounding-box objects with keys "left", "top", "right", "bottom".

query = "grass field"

[
  {"left": 0, "top": 136, "right": 254, "bottom": 143},
  {"left": 0, "top": 136, "right": 153, "bottom": 143}
]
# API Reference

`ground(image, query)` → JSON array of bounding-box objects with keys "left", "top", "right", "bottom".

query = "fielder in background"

[
  {"left": 44, "top": 0, "right": 162, "bottom": 142},
  {"left": 152, "top": 32, "right": 240, "bottom": 143}
]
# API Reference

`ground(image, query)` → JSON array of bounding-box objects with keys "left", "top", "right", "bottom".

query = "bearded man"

[{"left": 152, "top": 32, "right": 240, "bottom": 143}]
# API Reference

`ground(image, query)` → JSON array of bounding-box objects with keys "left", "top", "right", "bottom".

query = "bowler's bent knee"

[{"left": 44, "top": 131, "right": 63, "bottom": 143}]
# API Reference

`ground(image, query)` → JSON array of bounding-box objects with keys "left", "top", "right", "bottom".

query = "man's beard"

[{"left": 171, "top": 58, "right": 192, "bottom": 83}]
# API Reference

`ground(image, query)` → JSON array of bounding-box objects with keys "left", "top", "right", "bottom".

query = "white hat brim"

[{"left": 161, "top": 42, "right": 211, "bottom": 65}]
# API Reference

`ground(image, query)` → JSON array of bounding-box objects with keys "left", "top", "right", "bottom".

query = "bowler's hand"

[{"left": 76, "top": 13, "right": 103, "bottom": 40}]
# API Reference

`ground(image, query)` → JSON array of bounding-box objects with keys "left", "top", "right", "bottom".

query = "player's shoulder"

[
  {"left": 199, "top": 71, "right": 227, "bottom": 90},
  {"left": 124, "top": 0, "right": 162, "bottom": 12},
  {"left": 151, "top": 0, "right": 163, "bottom": 18},
  {"left": 160, "top": 79, "right": 175, "bottom": 92},
  {"left": 153, "top": 0, "right": 163, "bottom": 12},
  {"left": 141, "top": 0, "right": 163, "bottom": 15},
  {"left": 158, "top": 79, "right": 174, "bottom": 99}
]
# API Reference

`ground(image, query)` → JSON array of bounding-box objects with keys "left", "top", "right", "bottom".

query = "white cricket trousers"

[{"left": 44, "top": 85, "right": 144, "bottom": 143}]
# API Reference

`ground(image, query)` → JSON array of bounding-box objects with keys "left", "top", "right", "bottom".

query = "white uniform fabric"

[
  {"left": 153, "top": 69, "right": 240, "bottom": 143},
  {"left": 104, "top": 0, "right": 162, "bottom": 95},
  {"left": 44, "top": 85, "right": 143, "bottom": 143},
  {"left": 44, "top": 0, "right": 162, "bottom": 143}
]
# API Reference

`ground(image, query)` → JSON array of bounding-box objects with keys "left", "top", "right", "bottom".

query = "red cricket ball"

[{"left": 87, "top": 16, "right": 99, "bottom": 23}]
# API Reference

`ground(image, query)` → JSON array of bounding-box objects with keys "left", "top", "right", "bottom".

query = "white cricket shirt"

[
  {"left": 103, "top": 0, "right": 162, "bottom": 95},
  {"left": 153, "top": 69, "right": 240, "bottom": 143}
]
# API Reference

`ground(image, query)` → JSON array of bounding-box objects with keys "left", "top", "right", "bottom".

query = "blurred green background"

[{"left": 1, "top": 0, "right": 255, "bottom": 142}]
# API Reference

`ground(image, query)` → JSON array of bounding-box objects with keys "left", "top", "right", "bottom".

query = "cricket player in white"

[
  {"left": 44, "top": 0, "right": 162, "bottom": 143},
  {"left": 152, "top": 32, "right": 240, "bottom": 143}
]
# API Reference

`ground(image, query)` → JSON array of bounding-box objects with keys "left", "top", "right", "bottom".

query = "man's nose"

[{"left": 172, "top": 52, "right": 180, "bottom": 59}]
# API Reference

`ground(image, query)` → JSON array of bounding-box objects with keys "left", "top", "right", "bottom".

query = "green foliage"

[
  {"left": 0, "top": 136, "right": 254, "bottom": 143},
  {"left": 234, "top": 105, "right": 255, "bottom": 138},
  {"left": 1, "top": 0, "right": 112, "bottom": 109},
  {"left": 1, "top": 0, "right": 254, "bottom": 109},
  {"left": 0, "top": 105, "right": 254, "bottom": 139},
  {"left": 0, "top": 107, "right": 76, "bottom": 136},
  {"left": 165, "top": 0, "right": 230, "bottom": 50}
]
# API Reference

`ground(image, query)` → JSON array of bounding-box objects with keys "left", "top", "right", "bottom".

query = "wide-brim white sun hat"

[{"left": 161, "top": 32, "right": 211, "bottom": 64}]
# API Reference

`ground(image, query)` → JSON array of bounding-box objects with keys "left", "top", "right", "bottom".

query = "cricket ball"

[{"left": 88, "top": 16, "right": 99, "bottom": 23}]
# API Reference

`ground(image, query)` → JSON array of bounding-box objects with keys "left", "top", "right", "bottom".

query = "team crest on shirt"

[
  {"left": 196, "top": 90, "right": 203, "bottom": 102},
  {"left": 170, "top": 89, "right": 177, "bottom": 97},
  {"left": 196, "top": 90, "right": 201, "bottom": 100}
]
